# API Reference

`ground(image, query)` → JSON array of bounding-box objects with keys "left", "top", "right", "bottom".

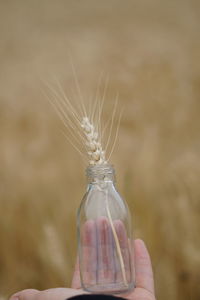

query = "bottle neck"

[{"left": 86, "top": 164, "right": 116, "bottom": 184}]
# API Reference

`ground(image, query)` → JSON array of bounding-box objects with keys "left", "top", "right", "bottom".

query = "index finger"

[{"left": 71, "top": 220, "right": 97, "bottom": 289}]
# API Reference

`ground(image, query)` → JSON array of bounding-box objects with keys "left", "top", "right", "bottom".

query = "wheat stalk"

[
  {"left": 105, "top": 197, "right": 128, "bottom": 286},
  {"left": 44, "top": 74, "right": 127, "bottom": 286}
]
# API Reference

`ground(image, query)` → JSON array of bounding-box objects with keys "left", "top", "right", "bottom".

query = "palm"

[
  {"left": 10, "top": 240, "right": 156, "bottom": 300},
  {"left": 124, "top": 287, "right": 155, "bottom": 300}
]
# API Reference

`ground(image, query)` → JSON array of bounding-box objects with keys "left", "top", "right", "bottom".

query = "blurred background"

[{"left": 0, "top": 0, "right": 200, "bottom": 299}]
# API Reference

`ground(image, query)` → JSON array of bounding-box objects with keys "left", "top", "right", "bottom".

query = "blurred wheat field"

[{"left": 0, "top": 1, "right": 200, "bottom": 299}]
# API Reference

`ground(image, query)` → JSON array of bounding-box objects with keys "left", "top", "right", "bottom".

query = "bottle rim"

[{"left": 86, "top": 164, "right": 115, "bottom": 182}]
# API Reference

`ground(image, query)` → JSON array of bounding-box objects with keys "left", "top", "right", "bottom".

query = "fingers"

[
  {"left": 81, "top": 219, "right": 97, "bottom": 287},
  {"left": 10, "top": 288, "right": 87, "bottom": 300},
  {"left": 9, "top": 289, "right": 39, "bottom": 300},
  {"left": 73, "top": 217, "right": 117, "bottom": 289},
  {"left": 134, "top": 239, "right": 155, "bottom": 295},
  {"left": 96, "top": 217, "right": 115, "bottom": 284},
  {"left": 33, "top": 288, "right": 87, "bottom": 300},
  {"left": 114, "top": 220, "right": 131, "bottom": 284},
  {"left": 73, "top": 218, "right": 132, "bottom": 289},
  {"left": 71, "top": 220, "right": 98, "bottom": 289}
]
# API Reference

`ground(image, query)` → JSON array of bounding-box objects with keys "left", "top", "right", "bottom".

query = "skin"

[{"left": 9, "top": 239, "right": 156, "bottom": 300}]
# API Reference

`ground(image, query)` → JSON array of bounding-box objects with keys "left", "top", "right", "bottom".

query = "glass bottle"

[{"left": 77, "top": 164, "right": 135, "bottom": 294}]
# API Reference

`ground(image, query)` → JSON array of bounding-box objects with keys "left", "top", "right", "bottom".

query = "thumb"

[
  {"left": 9, "top": 289, "right": 39, "bottom": 300},
  {"left": 134, "top": 239, "right": 155, "bottom": 295}
]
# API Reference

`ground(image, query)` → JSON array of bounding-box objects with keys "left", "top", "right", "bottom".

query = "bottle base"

[{"left": 82, "top": 282, "right": 135, "bottom": 295}]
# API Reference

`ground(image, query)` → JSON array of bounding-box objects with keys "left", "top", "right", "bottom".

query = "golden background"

[{"left": 0, "top": 1, "right": 200, "bottom": 299}]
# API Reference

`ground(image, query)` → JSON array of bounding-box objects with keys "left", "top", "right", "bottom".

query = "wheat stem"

[{"left": 105, "top": 191, "right": 128, "bottom": 287}]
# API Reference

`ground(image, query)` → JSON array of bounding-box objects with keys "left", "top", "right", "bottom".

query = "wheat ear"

[
  {"left": 81, "top": 117, "right": 107, "bottom": 165},
  {"left": 45, "top": 76, "right": 127, "bottom": 285}
]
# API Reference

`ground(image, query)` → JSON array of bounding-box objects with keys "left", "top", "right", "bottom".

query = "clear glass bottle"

[{"left": 77, "top": 164, "right": 135, "bottom": 294}]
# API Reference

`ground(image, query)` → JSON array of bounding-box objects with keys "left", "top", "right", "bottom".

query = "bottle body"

[{"left": 77, "top": 165, "right": 135, "bottom": 294}]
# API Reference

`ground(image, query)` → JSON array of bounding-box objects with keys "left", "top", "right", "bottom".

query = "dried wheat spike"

[
  {"left": 44, "top": 75, "right": 121, "bottom": 166},
  {"left": 81, "top": 117, "right": 107, "bottom": 165}
]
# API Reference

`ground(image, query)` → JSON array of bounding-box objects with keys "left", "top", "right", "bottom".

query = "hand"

[{"left": 10, "top": 239, "right": 156, "bottom": 300}]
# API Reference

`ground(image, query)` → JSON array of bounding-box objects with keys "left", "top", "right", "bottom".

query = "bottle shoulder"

[{"left": 78, "top": 181, "right": 130, "bottom": 221}]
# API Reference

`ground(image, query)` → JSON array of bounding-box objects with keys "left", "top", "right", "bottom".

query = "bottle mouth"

[{"left": 86, "top": 164, "right": 115, "bottom": 183}]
